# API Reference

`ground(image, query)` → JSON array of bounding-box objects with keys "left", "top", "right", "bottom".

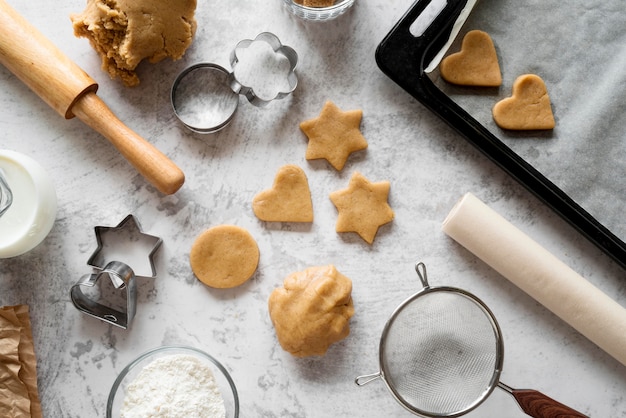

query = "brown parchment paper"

[
  {"left": 0, "top": 305, "right": 42, "bottom": 418},
  {"left": 429, "top": 0, "right": 626, "bottom": 246}
]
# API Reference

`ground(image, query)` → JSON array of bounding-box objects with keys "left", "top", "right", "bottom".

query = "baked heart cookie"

[
  {"left": 439, "top": 30, "right": 502, "bottom": 87},
  {"left": 493, "top": 74, "right": 555, "bottom": 130},
  {"left": 252, "top": 165, "right": 313, "bottom": 222}
]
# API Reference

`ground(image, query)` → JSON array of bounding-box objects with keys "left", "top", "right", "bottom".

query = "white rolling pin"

[{"left": 442, "top": 192, "right": 626, "bottom": 367}]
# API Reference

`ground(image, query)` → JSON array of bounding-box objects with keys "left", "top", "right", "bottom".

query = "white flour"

[{"left": 120, "top": 354, "right": 226, "bottom": 418}]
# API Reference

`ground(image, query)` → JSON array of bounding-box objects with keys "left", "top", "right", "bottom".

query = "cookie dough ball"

[
  {"left": 268, "top": 265, "right": 354, "bottom": 357},
  {"left": 71, "top": 0, "right": 197, "bottom": 86}
]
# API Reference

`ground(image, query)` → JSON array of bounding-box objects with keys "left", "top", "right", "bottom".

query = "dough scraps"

[
  {"left": 329, "top": 171, "right": 394, "bottom": 244},
  {"left": 252, "top": 165, "right": 314, "bottom": 223},
  {"left": 71, "top": 0, "right": 197, "bottom": 86},
  {"left": 439, "top": 30, "right": 502, "bottom": 87},
  {"left": 492, "top": 74, "right": 555, "bottom": 130},
  {"left": 268, "top": 265, "right": 354, "bottom": 357},
  {"left": 190, "top": 225, "right": 259, "bottom": 288},
  {"left": 299, "top": 100, "right": 368, "bottom": 171}
]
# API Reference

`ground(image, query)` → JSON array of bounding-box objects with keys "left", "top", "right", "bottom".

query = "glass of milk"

[
  {"left": 0, "top": 168, "right": 12, "bottom": 217},
  {"left": 0, "top": 150, "right": 57, "bottom": 258}
]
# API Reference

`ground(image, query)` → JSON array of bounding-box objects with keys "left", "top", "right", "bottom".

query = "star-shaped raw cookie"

[
  {"left": 300, "top": 101, "right": 368, "bottom": 171},
  {"left": 329, "top": 172, "right": 394, "bottom": 244},
  {"left": 252, "top": 165, "right": 314, "bottom": 222},
  {"left": 492, "top": 74, "right": 555, "bottom": 130},
  {"left": 439, "top": 30, "right": 502, "bottom": 87}
]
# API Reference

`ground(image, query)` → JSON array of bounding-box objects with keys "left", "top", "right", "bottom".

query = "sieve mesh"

[{"left": 381, "top": 290, "right": 500, "bottom": 416}]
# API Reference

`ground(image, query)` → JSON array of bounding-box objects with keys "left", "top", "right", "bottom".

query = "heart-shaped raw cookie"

[
  {"left": 440, "top": 30, "right": 502, "bottom": 87},
  {"left": 253, "top": 165, "right": 313, "bottom": 222},
  {"left": 493, "top": 74, "right": 555, "bottom": 130}
]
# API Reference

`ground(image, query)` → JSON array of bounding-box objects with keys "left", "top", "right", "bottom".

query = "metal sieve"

[{"left": 355, "top": 262, "right": 587, "bottom": 417}]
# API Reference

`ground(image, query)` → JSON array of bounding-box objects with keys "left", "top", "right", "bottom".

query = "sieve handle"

[
  {"left": 354, "top": 372, "right": 382, "bottom": 386},
  {"left": 499, "top": 384, "right": 588, "bottom": 418}
]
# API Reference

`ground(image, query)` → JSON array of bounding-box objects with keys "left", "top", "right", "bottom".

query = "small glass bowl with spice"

[
  {"left": 107, "top": 346, "right": 239, "bottom": 418},
  {"left": 283, "top": 0, "right": 356, "bottom": 21}
]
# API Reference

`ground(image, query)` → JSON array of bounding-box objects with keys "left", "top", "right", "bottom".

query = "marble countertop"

[{"left": 1, "top": 0, "right": 625, "bottom": 417}]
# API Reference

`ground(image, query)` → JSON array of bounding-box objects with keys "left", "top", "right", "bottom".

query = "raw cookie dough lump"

[
  {"left": 71, "top": 0, "right": 197, "bottom": 86},
  {"left": 268, "top": 265, "right": 355, "bottom": 357}
]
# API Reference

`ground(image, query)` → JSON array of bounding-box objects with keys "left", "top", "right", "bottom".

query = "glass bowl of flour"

[{"left": 107, "top": 345, "right": 239, "bottom": 418}]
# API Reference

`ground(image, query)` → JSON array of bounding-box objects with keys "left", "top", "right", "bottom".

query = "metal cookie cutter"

[
  {"left": 70, "top": 215, "right": 162, "bottom": 329},
  {"left": 171, "top": 32, "right": 298, "bottom": 133}
]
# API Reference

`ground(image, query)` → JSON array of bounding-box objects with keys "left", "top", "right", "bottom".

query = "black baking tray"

[{"left": 375, "top": 0, "right": 626, "bottom": 270}]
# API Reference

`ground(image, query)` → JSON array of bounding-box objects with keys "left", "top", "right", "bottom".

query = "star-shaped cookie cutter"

[{"left": 70, "top": 215, "right": 162, "bottom": 329}]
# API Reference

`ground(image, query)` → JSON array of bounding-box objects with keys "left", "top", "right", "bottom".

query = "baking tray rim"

[{"left": 374, "top": 0, "right": 626, "bottom": 270}]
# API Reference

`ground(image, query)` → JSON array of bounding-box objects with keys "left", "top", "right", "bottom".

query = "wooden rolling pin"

[{"left": 0, "top": 0, "right": 184, "bottom": 195}]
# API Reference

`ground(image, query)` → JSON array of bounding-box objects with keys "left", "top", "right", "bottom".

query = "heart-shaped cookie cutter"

[
  {"left": 71, "top": 261, "right": 137, "bottom": 329},
  {"left": 70, "top": 215, "right": 162, "bottom": 329},
  {"left": 171, "top": 32, "right": 298, "bottom": 133}
]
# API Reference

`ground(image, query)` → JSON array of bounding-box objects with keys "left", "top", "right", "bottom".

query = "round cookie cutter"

[{"left": 171, "top": 32, "right": 298, "bottom": 133}]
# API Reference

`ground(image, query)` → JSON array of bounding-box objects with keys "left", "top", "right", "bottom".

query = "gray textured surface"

[{"left": 0, "top": 1, "right": 624, "bottom": 417}]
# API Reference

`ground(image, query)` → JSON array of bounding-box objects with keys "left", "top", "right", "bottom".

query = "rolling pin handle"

[{"left": 71, "top": 92, "right": 185, "bottom": 195}]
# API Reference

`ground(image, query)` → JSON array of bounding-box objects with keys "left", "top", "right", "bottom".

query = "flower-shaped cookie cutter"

[
  {"left": 171, "top": 32, "right": 298, "bottom": 133},
  {"left": 230, "top": 32, "right": 299, "bottom": 107},
  {"left": 70, "top": 215, "right": 162, "bottom": 329}
]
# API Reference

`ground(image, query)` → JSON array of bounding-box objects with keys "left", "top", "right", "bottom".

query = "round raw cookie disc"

[{"left": 190, "top": 225, "right": 259, "bottom": 288}]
